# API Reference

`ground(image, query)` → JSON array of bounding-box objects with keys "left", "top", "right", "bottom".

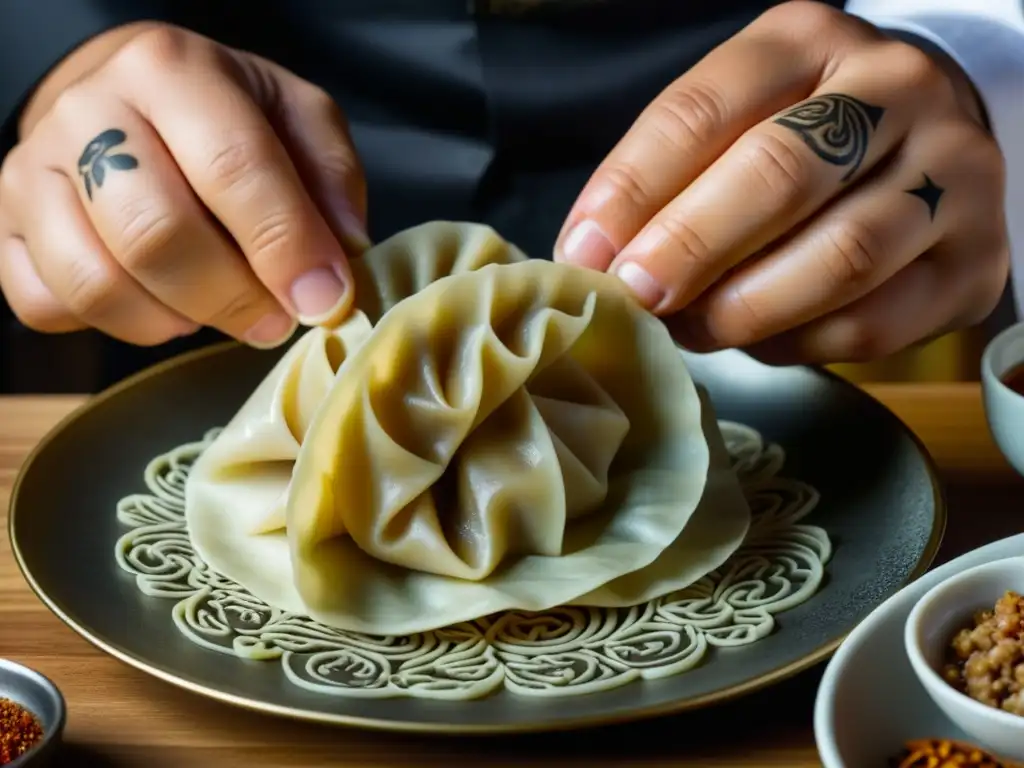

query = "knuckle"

[
  {"left": 931, "top": 120, "right": 1004, "bottom": 193},
  {"left": 722, "top": 286, "right": 770, "bottom": 343},
  {"left": 299, "top": 82, "right": 343, "bottom": 116},
  {"left": 247, "top": 208, "right": 300, "bottom": 263},
  {"left": 317, "top": 147, "right": 362, "bottom": 191},
  {"left": 648, "top": 81, "right": 728, "bottom": 152},
  {"left": 109, "top": 26, "right": 194, "bottom": 75},
  {"left": 134, "top": 331, "right": 182, "bottom": 347},
  {"left": 888, "top": 42, "right": 946, "bottom": 94},
  {"left": 204, "top": 132, "right": 276, "bottom": 194},
  {"left": 0, "top": 144, "right": 28, "bottom": 205},
  {"left": 756, "top": 1, "right": 844, "bottom": 38},
  {"left": 967, "top": 131, "right": 1007, "bottom": 186},
  {"left": 6, "top": 297, "right": 57, "bottom": 332},
  {"left": 127, "top": 319, "right": 185, "bottom": 347},
  {"left": 738, "top": 132, "right": 809, "bottom": 209},
  {"left": 838, "top": 320, "right": 889, "bottom": 362},
  {"left": 653, "top": 216, "right": 713, "bottom": 268},
  {"left": 112, "top": 198, "right": 184, "bottom": 275},
  {"left": 62, "top": 257, "right": 123, "bottom": 320},
  {"left": 964, "top": 244, "right": 1010, "bottom": 325},
  {"left": 0, "top": 271, "right": 58, "bottom": 334},
  {"left": 823, "top": 312, "right": 893, "bottom": 363},
  {"left": 819, "top": 221, "right": 883, "bottom": 286},
  {"left": 597, "top": 165, "right": 651, "bottom": 211},
  {"left": 48, "top": 86, "right": 94, "bottom": 129},
  {"left": 203, "top": 289, "right": 265, "bottom": 330}
]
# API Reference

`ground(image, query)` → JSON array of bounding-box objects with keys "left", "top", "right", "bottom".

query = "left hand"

[{"left": 554, "top": 0, "right": 1009, "bottom": 365}]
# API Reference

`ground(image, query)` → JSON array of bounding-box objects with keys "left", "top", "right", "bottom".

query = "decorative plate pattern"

[{"left": 113, "top": 420, "right": 830, "bottom": 700}]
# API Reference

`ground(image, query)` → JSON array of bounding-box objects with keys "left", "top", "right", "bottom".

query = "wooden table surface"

[{"left": 1, "top": 384, "right": 1021, "bottom": 767}]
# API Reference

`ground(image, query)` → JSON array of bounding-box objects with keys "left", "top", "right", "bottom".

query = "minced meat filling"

[{"left": 944, "top": 590, "right": 1024, "bottom": 716}]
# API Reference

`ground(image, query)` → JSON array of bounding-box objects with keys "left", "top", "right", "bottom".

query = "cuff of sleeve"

[{"left": 852, "top": 10, "right": 1024, "bottom": 316}]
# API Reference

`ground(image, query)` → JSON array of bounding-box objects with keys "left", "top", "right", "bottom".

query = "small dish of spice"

[
  {"left": 0, "top": 659, "right": 64, "bottom": 767},
  {"left": 890, "top": 738, "right": 1023, "bottom": 767},
  {"left": 905, "top": 557, "right": 1024, "bottom": 762}
]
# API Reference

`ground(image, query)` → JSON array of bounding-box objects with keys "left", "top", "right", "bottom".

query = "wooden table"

[{"left": 1, "top": 384, "right": 1020, "bottom": 767}]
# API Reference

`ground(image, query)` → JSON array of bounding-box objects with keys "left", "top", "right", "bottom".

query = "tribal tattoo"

[
  {"left": 774, "top": 94, "right": 885, "bottom": 182},
  {"left": 77, "top": 129, "right": 138, "bottom": 201}
]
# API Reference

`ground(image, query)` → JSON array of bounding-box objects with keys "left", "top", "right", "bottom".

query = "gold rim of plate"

[{"left": 7, "top": 340, "right": 948, "bottom": 735}]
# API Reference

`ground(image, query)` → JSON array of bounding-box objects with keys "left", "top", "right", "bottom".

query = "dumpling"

[{"left": 186, "top": 222, "right": 750, "bottom": 636}]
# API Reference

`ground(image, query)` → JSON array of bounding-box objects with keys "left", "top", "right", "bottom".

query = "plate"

[
  {"left": 815, "top": 533, "right": 1024, "bottom": 766},
  {"left": 9, "top": 343, "right": 944, "bottom": 734}
]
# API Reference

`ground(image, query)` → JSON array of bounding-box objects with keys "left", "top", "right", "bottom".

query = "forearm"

[{"left": 18, "top": 21, "right": 164, "bottom": 137}]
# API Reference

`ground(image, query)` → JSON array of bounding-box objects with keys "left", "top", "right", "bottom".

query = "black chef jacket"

[{"left": 0, "top": 0, "right": 844, "bottom": 392}]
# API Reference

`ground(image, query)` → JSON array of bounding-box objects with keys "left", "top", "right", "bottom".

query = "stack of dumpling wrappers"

[{"left": 186, "top": 222, "right": 752, "bottom": 635}]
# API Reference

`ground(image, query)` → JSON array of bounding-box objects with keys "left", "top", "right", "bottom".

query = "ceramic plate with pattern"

[{"left": 9, "top": 344, "right": 944, "bottom": 733}]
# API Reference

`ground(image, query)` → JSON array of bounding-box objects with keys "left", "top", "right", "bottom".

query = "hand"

[
  {"left": 0, "top": 24, "right": 368, "bottom": 348},
  {"left": 555, "top": 1, "right": 1009, "bottom": 365}
]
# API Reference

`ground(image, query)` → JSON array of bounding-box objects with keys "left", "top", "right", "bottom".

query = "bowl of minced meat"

[
  {"left": 945, "top": 590, "right": 1024, "bottom": 715},
  {"left": 905, "top": 557, "right": 1024, "bottom": 761}
]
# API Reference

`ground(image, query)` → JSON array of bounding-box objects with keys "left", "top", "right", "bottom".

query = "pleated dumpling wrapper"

[
  {"left": 186, "top": 223, "right": 750, "bottom": 635},
  {"left": 191, "top": 263, "right": 748, "bottom": 635},
  {"left": 186, "top": 222, "right": 528, "bottom": 558}
]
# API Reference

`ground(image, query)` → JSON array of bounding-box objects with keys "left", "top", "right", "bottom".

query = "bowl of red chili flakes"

[{"left": 0, "top": 659, "right": 64, "bottom": 767}]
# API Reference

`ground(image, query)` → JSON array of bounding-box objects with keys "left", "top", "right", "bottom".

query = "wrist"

[{"left": 18, "top": 21, "right": 167, "bottom": 138}]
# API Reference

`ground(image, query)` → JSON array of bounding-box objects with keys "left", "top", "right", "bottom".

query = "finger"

[
  {"left": 669, "top": 156, "right": 942, "bottom": 351},
  {"left": 109, "top": 31, "right": 355, "bottom": 326},
  {"left": 49, "top": 95, "right": 296, "bottom": 347},
  {"left": 0, "top": 236, "right": 85, "bottom": 333},
  {"left": 247, "top": 55, "right": 370, "bottom": 257},
  {"left": 742, "top": 248, "right": 1004, "bottom": 367},
  {"left": 612, "top": 46, "right": 945, "bottom": 315},
  {"left": 0, "top": 204, "right": 84, "bottom": 332},
  {"left": 669, "top": 118, "right": 1002, "bottom": 352},
  {"left": 554, "top": 27, "right": 828, "bottom": 269},
  {"left": 1, "top": 160, "right": 197, "bottom": 346},
  {"left": 554, "top": 1, "right": 881, "bottom": 269}
]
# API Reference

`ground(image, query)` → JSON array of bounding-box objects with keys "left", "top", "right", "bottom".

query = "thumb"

[{"left": 240, "top": 53, "right": 370, "bottom": 263}]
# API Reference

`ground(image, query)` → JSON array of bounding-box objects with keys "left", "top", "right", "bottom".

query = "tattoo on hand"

[
  {"left": 906, "top": 174, "right": 944, "bottom": 220},
  {"left": 77, "top": 129, "right": 138, "bottom": 201},
  {"left": 774, "top": 94, "right": 885, "bottom": 182}
]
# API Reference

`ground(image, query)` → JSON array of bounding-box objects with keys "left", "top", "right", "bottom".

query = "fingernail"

[
  {"left": 614, "top": 261, "right": 666, "bottom": 310},
  {"left": 556, "top": 219, "right": 617, "bottom": 269},
  {"left": 291, "top": 265, "right": 350, "bottom": 325},
  {"left": 244, "top": 312, "right": 297, "bottom": 349}
]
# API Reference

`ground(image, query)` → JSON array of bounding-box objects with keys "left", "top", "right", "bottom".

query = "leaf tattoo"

[{"left": 77, "top": 129, "right": 139, "bottom": 200}]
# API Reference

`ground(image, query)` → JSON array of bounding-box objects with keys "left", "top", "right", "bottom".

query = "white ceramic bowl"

[
  {"left": 904, "top": 556, "right": 1024, "bottom": 761},
  {"left": 982, "top": 321, "right": 1024, "bottom": 476}
]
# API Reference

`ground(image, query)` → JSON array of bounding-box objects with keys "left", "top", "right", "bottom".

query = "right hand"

[{"left": 0, "top": 24, "right": 368, "bottom": 347}]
